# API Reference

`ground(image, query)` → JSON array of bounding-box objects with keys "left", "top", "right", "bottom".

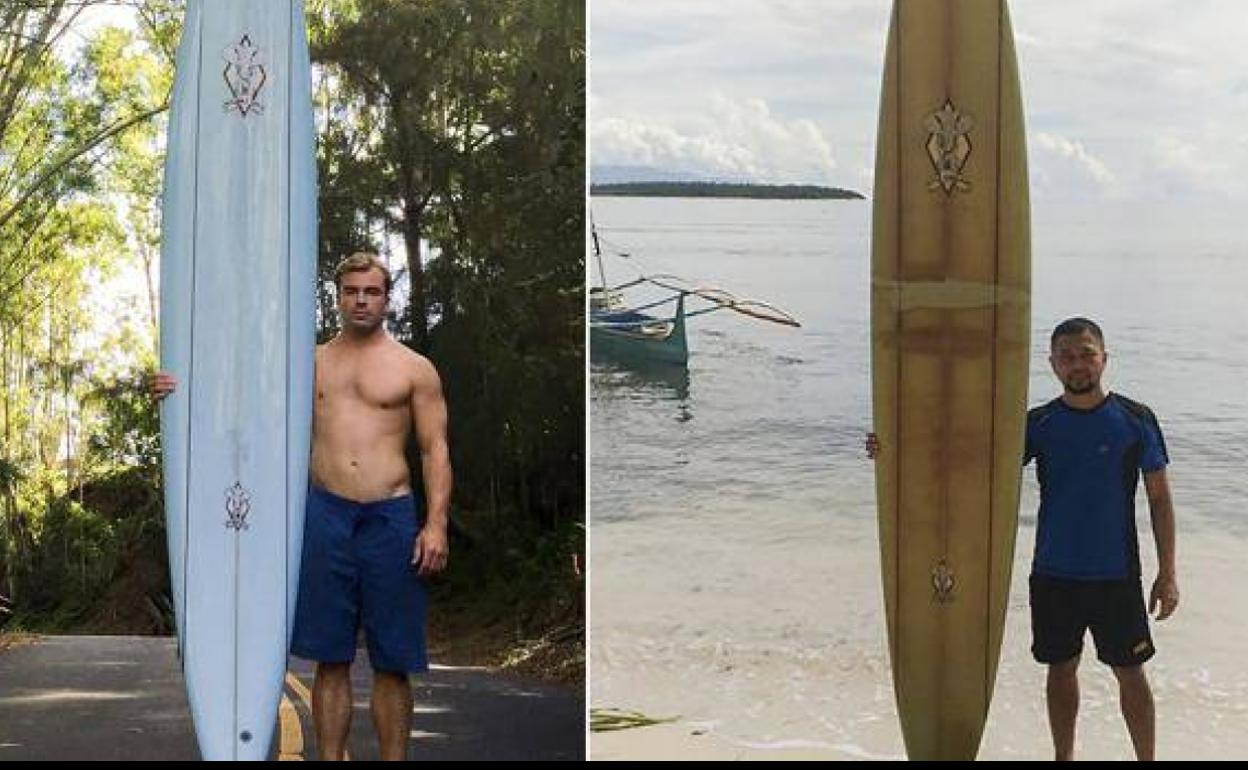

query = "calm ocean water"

[
  {"left": 589, "top": 195, "right": 1248, "bottom": 758},
  {"left": 591, "top": 195, "right": 1248, "bottom": 535}
]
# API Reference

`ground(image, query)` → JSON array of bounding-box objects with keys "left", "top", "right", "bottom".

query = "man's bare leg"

[
  {"left": 1112, "top": 665, "right": 1155, "bottom": 761},
  {"left": 1047, "top": 656, "right": 1080, "bottom": 761},
  {"left": 371, "top": 670, "right": 413, "bottom": 761},
  {"left": 313, "top": 662, "right": 353, "bottom": 761}
]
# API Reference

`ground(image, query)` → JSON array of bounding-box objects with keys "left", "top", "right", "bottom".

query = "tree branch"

[{"left": 0, "top": 102, "right": 167, "bottom": 231}]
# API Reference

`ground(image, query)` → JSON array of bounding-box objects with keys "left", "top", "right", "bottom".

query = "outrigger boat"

[
  {"left": 589, "top": 223, "right": 800, "bottom": 367},
  {"left": 591, "top": 283, "right": 689, "bottom": 365}
]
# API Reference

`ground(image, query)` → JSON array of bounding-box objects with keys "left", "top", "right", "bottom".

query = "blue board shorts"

[{"left": 291, "top": 485, "right": 428, "bottom": 673}]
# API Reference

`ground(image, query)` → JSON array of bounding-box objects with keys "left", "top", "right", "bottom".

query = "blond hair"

[{"left": 334, "top": 252, "right": 392, "bottom": 295}]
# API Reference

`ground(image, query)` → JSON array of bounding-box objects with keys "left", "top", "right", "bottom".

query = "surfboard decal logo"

[
  {"left": 931, "top": 560, "right": 956, "bottom": 603},
  {"left": 225, "top": 482, "right": 252, "bottom": 531},
  {"left": 925, "top": 100, "right": 974, "bottom": 194},
  {"left": 223, "top": 35, "right": 267, "bottom": 117}
]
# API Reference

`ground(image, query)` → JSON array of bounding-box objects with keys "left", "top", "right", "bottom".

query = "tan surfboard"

[{"left": 870, "top": 0, "right": 1031, "bottom": 760}]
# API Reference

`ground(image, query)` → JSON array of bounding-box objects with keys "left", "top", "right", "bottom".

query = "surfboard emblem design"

[
  {"left": 225, "top": 482, "right": 252, "bottom": 531},
  {"left": 931, "top": 560, "right": 956, "bottom": 603},
  {"left": 925, "top": 100, "right": 974, "bottom": 194},
  {"left": 223, "top": 35, "right": 266, "bottom": 117}
]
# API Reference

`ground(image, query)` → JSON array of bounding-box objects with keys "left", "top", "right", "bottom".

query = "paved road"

[{"left": 0, "top": 636, "right": 584, "bottom": 761}]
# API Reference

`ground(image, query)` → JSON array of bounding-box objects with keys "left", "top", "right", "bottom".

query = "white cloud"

[
  {"left": 592, "top": 117, "right": 755, "bottom": 176},
  {"left": 1145, "top": 134, "right": 1236, "bottom": 198},
  {"left": 592, "top": 93, "right": 838, "bottom": 184},
  {"left": 1031, "top": 132, "right": 1117, "bottom": 197},
  {"left": 593, "top": 0, "right": 1248, "bottom": 201},
  {"left": 1151, "top": 136, "right": 1214, "bottom": 177}
]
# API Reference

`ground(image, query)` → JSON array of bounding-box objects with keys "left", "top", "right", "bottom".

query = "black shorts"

[{"left": 1029, "top": 574, "right": 1155, "bottom": 668}]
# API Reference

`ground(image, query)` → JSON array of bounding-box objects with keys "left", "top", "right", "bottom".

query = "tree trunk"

[
  {"left": 142, "top": 243, "right": 159, "bottom": 341},
  {"left": 402, "top": 192, "right": 427, "bottom": 350},
  {"left": 63, "top": 369, "right": 72, "bottom": 491},
  {"left": 1, "top": 324, "right": 10, "bottom": 601}
]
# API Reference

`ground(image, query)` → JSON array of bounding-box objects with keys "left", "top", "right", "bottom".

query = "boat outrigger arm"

[
  {"left": 599, "top": 273, "right": 801, "bottom": 328},
  {"left": 589, "top": 217, "right": 800, "bottom": 365}
]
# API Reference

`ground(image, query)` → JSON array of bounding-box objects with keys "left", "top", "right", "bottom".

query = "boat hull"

[{"left": 590, "top": 295, "right": 688, "bottom": 367}]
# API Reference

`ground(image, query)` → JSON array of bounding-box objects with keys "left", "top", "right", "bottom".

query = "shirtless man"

[{"left": 152, "top": 252, "right": 452, "bottom": 761}]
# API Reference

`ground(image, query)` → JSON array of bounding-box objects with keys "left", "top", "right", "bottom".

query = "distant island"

[{"left": 591, "top": 181, "right": 865, "bottom": 200}]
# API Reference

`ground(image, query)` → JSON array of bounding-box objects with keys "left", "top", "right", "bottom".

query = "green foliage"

[
  {"left": 84, "top": 370, "right": 161, "bottom": 472},
  {"left": 314, "top": 0, "right": 585, "bottom": 533},
  {"left": 1, "top": 1, "right": 584, "bottom": 647},
  {"left": 11, "top": 466, "right": 165, "bottom": 632},
  {"left": 0, "top": 1, "right": 169, "bottom": 615}
]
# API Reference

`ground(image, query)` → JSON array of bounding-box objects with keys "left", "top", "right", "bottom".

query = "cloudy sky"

[{"left": 590, "top": 0, "right": 1248, "bottom": 201}]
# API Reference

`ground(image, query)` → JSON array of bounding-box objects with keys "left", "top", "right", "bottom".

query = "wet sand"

[{"left": 591, "top": 504, "right": 1248, "bottom": 760}]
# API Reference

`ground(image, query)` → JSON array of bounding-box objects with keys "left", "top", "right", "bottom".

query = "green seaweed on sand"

[{"left": 590, "top": 708, "right": 681, "bottom": 732}]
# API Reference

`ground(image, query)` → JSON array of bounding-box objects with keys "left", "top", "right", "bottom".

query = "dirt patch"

[
  {"left": 0, "top": 633, "right": 38, "bottom": 655},
  {"left": 424, "top": 512, "right": 584, "bottom": 688},
  {"left": 74, "top": 545, "right": 172, "bottom": 636},
  {"left": 427, "top": 603, "right": 583, "bottom": 687}
]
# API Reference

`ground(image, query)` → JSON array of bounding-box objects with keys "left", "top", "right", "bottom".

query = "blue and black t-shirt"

[{"left": 1024, "top": 393, "right": 1169, "bottom": 581}]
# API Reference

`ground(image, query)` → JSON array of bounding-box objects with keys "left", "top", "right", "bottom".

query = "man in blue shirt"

[
  {"left": 1024, "top": 317, "right": 1178, "bottom": 761},
  {"left": 867, "top": 317, "right": 1179, "bottom": 760}
]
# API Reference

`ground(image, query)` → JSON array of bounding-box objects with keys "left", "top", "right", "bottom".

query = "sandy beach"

[
  {"left": 588, "top": 197, "right": 1248, "bottom": 761},
  {"left": 591, "top": 501, "right": 1248, "bottom": 761}
]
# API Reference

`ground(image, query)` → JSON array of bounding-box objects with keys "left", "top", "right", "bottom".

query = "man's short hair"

[
  {"left": 334, "top": 252, "right": 392, "bottom": 295},
  {"left": 1050, "top": 317, "right": 1105, "bottom": 349}
]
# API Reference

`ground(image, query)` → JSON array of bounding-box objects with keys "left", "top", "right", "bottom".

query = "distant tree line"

[{"left": 590, "top": 181, "right": 865, "bottom": 200}]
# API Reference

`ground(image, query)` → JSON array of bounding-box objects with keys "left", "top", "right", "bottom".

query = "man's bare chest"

[{"left": 315, "top": 364, "right": 411, "bottom": 413}]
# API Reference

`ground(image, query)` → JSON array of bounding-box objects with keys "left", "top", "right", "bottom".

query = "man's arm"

[
  {"left": 409, "top": 355, "right": 453, "bottom": 577},
  {"left": 1143, "top": 468, "right": 1179, "bottom": 620}
]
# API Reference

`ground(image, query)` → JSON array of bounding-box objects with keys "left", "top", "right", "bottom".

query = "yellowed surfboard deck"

[{"left": 870, "top": 0, "right": 1031, "bottom": 760}]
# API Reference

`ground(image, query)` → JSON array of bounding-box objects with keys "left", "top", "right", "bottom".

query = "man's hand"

[
  {"left": 865, "top": 432, "right": 880, "bottom": 460},
  {"left": 412, "top": 524, "right": 449, "bottom": 578},
  {"left": 149, "top": 371, "right": 177, "bottom": 402},
  {"left": 1150, "top": 573, "right": 1179, "bottom": 621}
]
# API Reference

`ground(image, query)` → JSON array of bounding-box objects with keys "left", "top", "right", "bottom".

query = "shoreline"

[
  {"left": 590, "top": 515, "right": 1248, "bottom": 760},
  {"left": 592, "top": 721, "right": 886, "bottom": 761}
]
